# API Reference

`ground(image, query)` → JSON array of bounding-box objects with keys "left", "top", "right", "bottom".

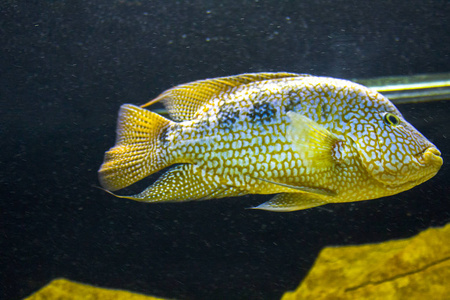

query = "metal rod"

[{"left": 355, "top": 72, "right": 450, "bottom": 104}]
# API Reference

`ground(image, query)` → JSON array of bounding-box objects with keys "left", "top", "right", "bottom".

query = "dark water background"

[{"left": 1, "top": 1, "right": 449, "bottom": 299}]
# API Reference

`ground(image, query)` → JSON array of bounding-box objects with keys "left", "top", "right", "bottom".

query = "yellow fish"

[{"left": 98, "top": 72, "right": 443, "bottom": 211}]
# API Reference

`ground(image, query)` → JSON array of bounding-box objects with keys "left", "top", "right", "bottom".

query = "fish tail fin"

[{"left": 98, "top": 104, "right": 173, "bottom": 191}]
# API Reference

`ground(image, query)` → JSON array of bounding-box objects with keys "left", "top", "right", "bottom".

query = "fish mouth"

[
  {"left": 382, "top": 147, "right": 442, "bottom": 190},
  {"left": 416, "top": 147, "right": 443, "bottom": 167}
]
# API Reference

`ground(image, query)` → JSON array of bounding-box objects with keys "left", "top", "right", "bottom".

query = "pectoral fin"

[
  {"left": 253, "top": 193, "right": 328, "bottom": 212},
  {"left": 287, "top": 111, "right": 339, "bottom": 170}
]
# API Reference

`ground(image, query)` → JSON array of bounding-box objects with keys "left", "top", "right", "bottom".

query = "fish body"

[{"left": 98, "top": 72, "right": 442, "bottom": 211}]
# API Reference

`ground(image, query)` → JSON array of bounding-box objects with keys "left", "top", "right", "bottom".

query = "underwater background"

[{"left": 1, "top": 1, "right": 449, "bottom": 299}]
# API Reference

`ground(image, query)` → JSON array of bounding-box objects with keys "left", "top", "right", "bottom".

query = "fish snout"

[{"left": 421, "top": 147, "right": 443, "bottom": 167}]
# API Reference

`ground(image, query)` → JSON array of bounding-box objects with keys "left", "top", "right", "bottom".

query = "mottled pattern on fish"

[{"left": 99, "top": 73, "right": 442, "bottom": 211}]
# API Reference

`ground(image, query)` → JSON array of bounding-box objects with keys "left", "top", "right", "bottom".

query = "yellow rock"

[
  {"left": 25, "top": 278, "right": 170, "bottom": 300},
  {"left": 282, "top": 223, "right": 450, "bottom": 300},
  {"left": 24, "top": 225, "right": 450, "bottom": 300}
]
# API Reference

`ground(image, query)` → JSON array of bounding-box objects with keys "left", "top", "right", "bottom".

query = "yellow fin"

[
  {"left": 98, "top": 104, "right": 172, "bottom": 191},
  {"left": 108, "top": 164, "right": 227, "bottom": 203},
  {"left": 253, "top": 193, "right": 328, "bottom": 212},
  {"left": 287, "top": 111, "right": 339, "bottom": 170},
  {"left": 253, "top": 177, "right": 336, "bottom": 196},
  {"left": 142, "top": 72, "right": 307, "bottom": 121}
]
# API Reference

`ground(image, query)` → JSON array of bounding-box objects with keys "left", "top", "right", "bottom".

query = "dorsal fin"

[{"left": 141, "top": 72, "right": 307, "bottom": 121}]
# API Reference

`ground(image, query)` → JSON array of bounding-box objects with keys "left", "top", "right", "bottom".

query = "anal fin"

[
  {"left": 110, "top": 164, "right": 246, "bottom": 203},
  {"left": 110, "top": 164, "right": 221, "bottom": 202},
  {"left": 253, "top": 193, "right": 328, "bottom": 212}
]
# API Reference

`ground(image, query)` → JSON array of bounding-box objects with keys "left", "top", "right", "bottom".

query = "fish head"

[{"left": 345, "top": 92, "right": 443, "bottom": 191}]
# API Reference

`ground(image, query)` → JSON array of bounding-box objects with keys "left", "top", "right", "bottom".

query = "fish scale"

[{"left": 98, "top": 72, "right": 442, "bottom": 211}]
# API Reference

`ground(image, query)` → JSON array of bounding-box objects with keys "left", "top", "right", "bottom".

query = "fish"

[{"left": 98, "top": 72, "right": 443, "bottom": 212}]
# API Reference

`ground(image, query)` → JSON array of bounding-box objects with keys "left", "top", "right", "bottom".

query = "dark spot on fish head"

[{"left": 247, "top": 101, "right": 277, "bottom": 123}]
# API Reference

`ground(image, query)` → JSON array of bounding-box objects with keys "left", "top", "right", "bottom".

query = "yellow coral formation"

[
  {"left": 25, "top": 278, "right": 170, "bottom": 300},
  {"left": 282, "top": 223, "right": 450, "bottom": 300}
]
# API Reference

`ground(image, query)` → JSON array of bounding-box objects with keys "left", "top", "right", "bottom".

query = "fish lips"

[{"left": 416, "top": 147, "right": 443, "bottom": 168}]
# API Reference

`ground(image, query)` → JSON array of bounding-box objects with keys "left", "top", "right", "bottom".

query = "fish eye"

[{"left": 383, "top": 113, "right": 400, "bottom": 126}]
